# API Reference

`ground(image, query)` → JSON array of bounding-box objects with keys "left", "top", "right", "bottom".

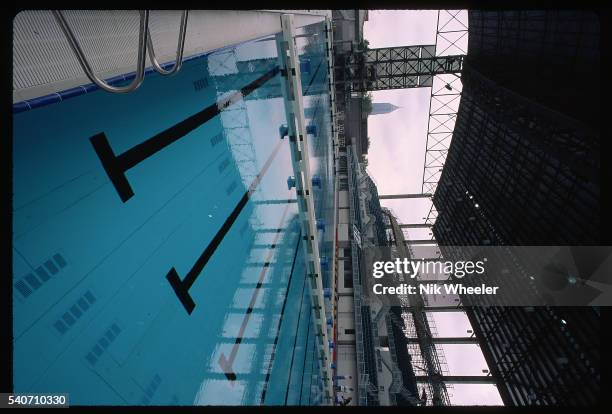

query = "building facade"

[{"left": 432, "top": 10, "right": 601, "bottom": 405}]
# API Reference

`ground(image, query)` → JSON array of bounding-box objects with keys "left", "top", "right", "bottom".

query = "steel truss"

[
  {"left": 423, "top": 10, "right": 469, "bottom": 227},
  {"left": 340, "top": 45, "right": 463, "bottom": 93}
]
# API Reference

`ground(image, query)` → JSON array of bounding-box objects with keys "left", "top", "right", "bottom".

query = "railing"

[
  {"left": 52, "top": 10, "right": 189, "bottom": 93},
  {"left": 146, "top": 11, "right": 189, "bottom": 75}
]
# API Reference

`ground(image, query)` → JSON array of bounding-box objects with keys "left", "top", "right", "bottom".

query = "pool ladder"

[{"left": 52, "top": 10, "right": 189, "bottom": 93}]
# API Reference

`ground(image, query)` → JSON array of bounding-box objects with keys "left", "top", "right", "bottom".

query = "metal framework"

[
  {"left": 339, "top": 45, "right": 463, "bottom": 93},
  {"left": 424, "top": 204, "right": 439, "bottom": 227},
  {"left": 346, "top": 146, "right": 375, "bottom": 406},
  {"left": 422, "top": 10, "right": 468, "bottom": 226},
  {"left": 386, "top": 223, "right": 433, "bottom": 229},
  {"left": 385, "top": 208, "right": 450, "bottom": 406},
  {"left": 378, "top": 193, "right": 432, "bottom": 200},
  {"left": 406, "top": 337, "right": 478, "bottom": 344},
  {"left": 415, "top": 376, "right": 496, "bottom": 385}
]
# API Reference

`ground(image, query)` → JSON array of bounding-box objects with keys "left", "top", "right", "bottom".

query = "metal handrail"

[
  {"left": 147, "top": 11, "right": 189, "bottom": 76},
  {"left": 52, "top": 10, "right": 150, "bottom": 94}
]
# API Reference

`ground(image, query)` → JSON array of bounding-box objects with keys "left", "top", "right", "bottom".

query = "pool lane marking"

[
  {"left": 259, "top": 236, "right": 302, "bottom": 402},
  {"left": 284, "top": 264, "right": 308, "bottom": 404},
  {"left": 255, "top": 227, "right": 286, "bottom": 233},
  {"left": 90, "top": 67, "right": 280, "bottom": 203},
  {"left": 221, "top": 58, "right": 324, "bottom": 390},
  {"left": 298, "top": 300, "right": 312, "bottom": 404},
  {"left": 260, "top": 231, "right": 306, "bottom": 405},
  {"left": 167, "top": 139, "right": 285, "bottom": 315},
  {"left": 303, "top": 60, "right": 323, "bottom": 96},
  {"left": 217, "top": 202, "right": 292, "bottom": 383}
]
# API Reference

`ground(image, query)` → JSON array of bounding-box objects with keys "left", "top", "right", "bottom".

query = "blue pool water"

[{"left": 12, "top": 21, "right": 334, "bottom": 405}]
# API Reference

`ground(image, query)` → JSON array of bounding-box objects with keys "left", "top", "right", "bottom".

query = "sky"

[
  {"left": 364, "top": 10, "right": 438, "bottom": 240},
  {"left": 364, "top": 10, "right": 503, "bottom": 406},
  {"left": 364, "top": 10, "right": 467, "bottom": 240}
]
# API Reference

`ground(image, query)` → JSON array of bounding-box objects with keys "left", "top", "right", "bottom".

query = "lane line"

[
  {"left": 218, "top": 203, "right": 292, "bottom": 382},
  {"left": 166, "top": 139, "right": 285, "bottom": 314},
  {"left": 91, "top": 67, "right": 280, "bottom": 202}
]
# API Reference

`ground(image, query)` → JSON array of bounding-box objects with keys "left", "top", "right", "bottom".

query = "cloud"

[
  {"left": 364, "top": 10, "right": 438, "bottom": 48},
  {"left": 363, "top": 11, "right": 439, "bottom": 224},
  {"left": 366, "top": 88, "right": 431, "bottom": 221}
]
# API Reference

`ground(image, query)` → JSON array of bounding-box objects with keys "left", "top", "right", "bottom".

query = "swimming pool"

[{"left": 12, "top": 20, "right": 334, "bottom": 405}]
